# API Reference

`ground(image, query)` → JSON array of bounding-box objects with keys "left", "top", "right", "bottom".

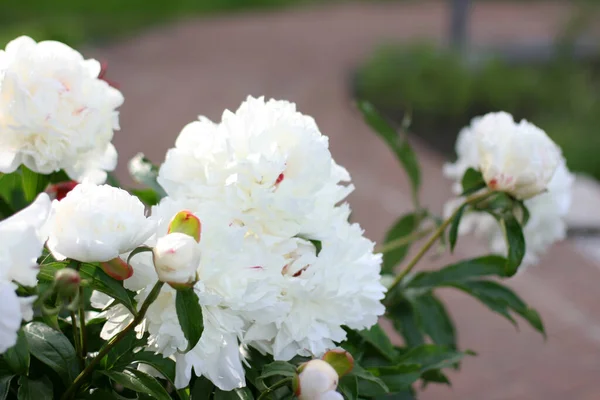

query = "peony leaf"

[
  {"left": 258, "top": 361, "right": 297, "bottom": 380},
  {"left": 389, "top": 299, "right": 425, "bottom": 348},
  {"left": 20, "top": 166, "right": 50, "bottom": 203},
  {"left": 4, "top": 330, "right": 29, "bottom": 375},
  {"left": 460, "top": 168, "right": 486, "bottom": 196},
  {"left": 396, "top": 344, "right": 473, "bottom": 373},
  {"left": 501, "top": 214, "right": 526, "bottom": 276},
  {"left": 191, "top": 376, "right": 214, "bottom": 400},
  {"left": 381, "top": 213, "right": 421, "bottom": 274},
  {"left": 128, "top": 154, "right": 167, "bottom": 198},
  {"left": 348, "top": 364, "right": 389, "bottom": 397},
  {"left": 127, "top": 246, "right": 153, "bottom": 266},
  {"left": 17, "top": 376, "right": 52, "bottom": 400},
  {"left": 410, "top": 293, "right": 456, "bottom": 349},
  {"left": 338, "top": 375, "right": 359, "bottom": 400},
  {"left": 356, "top": 324, "right": 398, "bottom": 361},
  {"left": 448, "top": 203, "right": 467, "bottom": 253},
  {"left": 214, "top": 388, "right": 254, "bottom": 400},
  {"left": 0, "top": 375, "right": 13, "bottom": 400},
  {"left": 100, "top": 369, "right": 171, "bottom": 400},
  {"left": 175, "top": 288, "right": 204, "bottom": 351}
]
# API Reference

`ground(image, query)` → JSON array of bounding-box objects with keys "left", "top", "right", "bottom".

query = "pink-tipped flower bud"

[
  {"left": 295, "top": 359, "right": 343, "bottom": 400},
  {"left": 54, "top": 268, "right": 81, "bottom": 298},
  {"left": 322, "top": 349, "right": 354, "bottom": 378},
  {"left": 168, "top": 211, "right": 201, "bottom": 243},
  {"left": 100, "top": 257, "right": 133, "bottom": 281},
  {"left": 46, "top": 181, "right": 78, "bottom": 201},
  {"left": 152, "top": 233, "right": 200, "bottom": 289}
]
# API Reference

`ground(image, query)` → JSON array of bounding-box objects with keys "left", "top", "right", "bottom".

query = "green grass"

[{"left": 0, "top": 0, "right": 314, "bottom": 47}]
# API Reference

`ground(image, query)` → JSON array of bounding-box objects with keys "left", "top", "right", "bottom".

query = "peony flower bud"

[
  {"left": 322, "top": 349, "right": 354, "bottom": 378},
  {"left": 46, "top": 181, "right": 78, "bottom": 201},
  {"left": 100, "top": 257, "right": 133, "bottom": 281},
  {"left": 168, "top": 211, "right": 201, "bottom": 243},
  {"left": 152, "top": 233, "right": 200, "bottom": 288},
  {"left": 53, "top": 268, "right": 81, "bottom": 298},
  {"left": 295, "top": 359, "right": 343, "bottom": 400},
  {"left": 474, "top": 112, "right": 561, "bottom": 200}
]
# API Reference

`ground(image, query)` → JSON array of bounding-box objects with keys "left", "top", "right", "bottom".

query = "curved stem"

[
  {"left": 78, "top": 287, "right": 88, "bottom": 363},
  {"left": 61, "top": 281, "right": 164, "bottom": 400},
  {"left": 257, "top": 378, "right": 293, "bottom": 400},
  {"left": 375, "top": 227, "right": 434, "bottom": 254},
  {"left": 69, "top": 308, "right": 83, "bottom": 371},
  {"left": 386, "top": 190, "right": 493, "bottom": 294}
]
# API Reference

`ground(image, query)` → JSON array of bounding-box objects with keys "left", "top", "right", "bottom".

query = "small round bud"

[
  {"left": 153, "top": 233, "right": 200, "bottom": 288},
  {"left": 168, "top": 211, "right": 201, "bottom": 243},
  {"left": 295, "top": 359, "right": 342, "bottom": 400},
  {"left": 54, "top": 268, "right": 81, "bottom": 298}
]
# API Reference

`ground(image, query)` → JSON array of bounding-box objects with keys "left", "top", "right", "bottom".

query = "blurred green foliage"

[
  {"left": 0, "top": 0, "right": 313, "bottom": 47},
  {"left": 355, "top": 43, "right": 600, "bottom": 179}
]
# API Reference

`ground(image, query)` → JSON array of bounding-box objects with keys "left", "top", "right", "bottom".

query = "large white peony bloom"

[
  {"left": 45, "top": 183, "right": 155, "bottom": 262},
  {"left": 0, "top": 193, "right": 51, "bottom": 353},
  {"left": 443, "top": 114, "right": 574, "bottom": 267},
  {"left": 158, "top": 96, "right": 353, "bottom": 238},
  {"left": 0, "top": 36, "right": 124, "bottom": 183}
]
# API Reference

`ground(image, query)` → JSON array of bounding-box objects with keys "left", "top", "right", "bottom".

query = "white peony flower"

[
  {"left": 296, "top": 359, "right": 342, "bottom": 400},
  {"left": 473, "top": 112, "right": 561, "bottom": 200},
  {"left": 444, "top": 115, "right": 574, "bottom": 267},
  {"left": 153, "top": 233, "right": 201, "bottom": 285},
  {"left": 158, "top": 96, "right": 353, "bottom": 238},
  {"left": 0, "top": 281, "right": 25, "bottom": 353},
  {"left": 0, "top": 193, "right": 51, "bottom": 286},
  {"left": 45, "top": 183, "right": 155, "bottom": 262},
  {"left": 0, "top": 36, "right": 124, "bottom": 183}
]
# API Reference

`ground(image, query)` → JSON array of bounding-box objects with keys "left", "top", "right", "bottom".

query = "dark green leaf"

[
  {"left": 0, "top": 172, "right": 27, "bottom": 213},
  {"left": 388, "top": 300, "right": 425, "bottom": 347},
  {"left": 128, "top": 155, "right": 167, "bottom": 198},
  {"left": 358, "top": 101, "right": 421, "bottom": 205},
  {"left": 100, "top": 369, "right": 171, "bottom": 400},
  {"left": 448, "top": 203, "right": 467, "bottom": 253},
  {"left": 460, "top": 168, "right": 486, "bottom": 196},
  {"left": 396, "top": 345, "right": 471, "bottom": 372},
  {"left": 4, "top": 330, "right": 29, "bottom": 375},
  {"left": 421, "top": 369, "right": 451, "bottom": 387},
  {"left": 381, "top": 213, "right": 420, "bottom": 274},
  {"left": 516, "top": 200, "right": 530, "bottom": 227},
  {"left": 105, "top": 173, "right": 122, "bottom": 188},
  {"left": 308, "top": 240, "right": 322, "bottom": 257},
  {"left": 356, "top": 325, "right": 398, "bottom": 361},
  {"left": 258, "top": 361, "right": 297, "bottom": 380},
  {"left": 502, "top": 214, "right": 526, "bottom": 276},
  {"left": 0, "top": 197, "right": 14, "bottom": 219},
  {"left": 412, "top": 294, "right": 456, "bottom": 348},
  {"left": 20, "top": 167, "right": 50, "bottom": 203},
  {"left": 349, "top": 364, "right": 389, "bottom": 396},
  {"left": 127, "top": 246, "right": 153, "bottom": 266},
  {"left": 176, "top": 288, "right": 204, "bottom": 351},
  {"left": 214, "top": 388, "right": 253, "bottom": 400},
  {"left": 191, "top": 375, "right": 214, "bottom": 400},
  {"left": 22, "top": 322, "right": 79, "bottom": 385},
  {"left": 134, "top": 352, "right": 177, "bottom": 383},
  {"left": 408, "top": 255, "right": 508, "bottom": 289},
  {"left": 17, "top": 376, "right": 52, "bottom": 400},
  {"left": 131, "top": 189, "right": 161, "bottom": 207},
  {"left": 100, "top": 330, "right": 143, "bottom": 371},
  {"left": 338, "top": 375, "right": 359, "bottom": 400},
  {"left": 0, "top": 375, "right": 13, "bottom": 400},
  {"left": 376, "top": 364, "right": 421, "bottom": 392}
]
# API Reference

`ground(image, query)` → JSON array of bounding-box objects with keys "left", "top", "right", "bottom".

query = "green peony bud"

[
  {"left": 322, "top": 349, "right": 354, "bottom": 377},
  {"left": 168, "top": 210, "right": 202, "bottom": 243},
  {"left": 54, "top": 268, "right": 81, "bottom": 298}
]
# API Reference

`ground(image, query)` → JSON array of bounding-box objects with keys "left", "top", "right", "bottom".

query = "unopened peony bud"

[
  {"left": 475, "top": 112, "right": 561, "bottom": 200},
  {"left": 168, "top": 211, "right": 201, "bottom": 243},
  {"left": 322, "top": 349, "right": 354, "bottom": 378},
  {"left": 54, "top": 268, "right": 81, "bottom": 298},
  {"left": 295, "top": 359, "right": 343, "bottom": 400},
  {"left": 46, "top": 181, "right": 78, "bottom": 201},
  {"left": 100, "top": 257, "right": 134, "bottom": 281},
  {"left": 152, "top": 233, "right": 200, "bottom": 288}
]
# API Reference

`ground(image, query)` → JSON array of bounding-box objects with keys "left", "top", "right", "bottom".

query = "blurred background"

[{"left": 3, "top": 1, "right": 600, "bottom": 399}]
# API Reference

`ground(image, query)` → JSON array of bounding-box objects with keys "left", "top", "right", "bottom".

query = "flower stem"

[
  {"left": 61, "top": 281, "right": 165, "bottom": 400},
  {"left": 257, "top": 378, "right": 293, "bottom": 400},
  {"left": 69, "top": 308, "right": 83, "bottom": 371},
  {"left": 78, "top": 287, "right": 87, "bottom": 363},
  {"left": 386, "top": 190, "right": 493, "bottom": 294},
  {"left": 375, "top": 227, "right": 434, "bottom": 254}
]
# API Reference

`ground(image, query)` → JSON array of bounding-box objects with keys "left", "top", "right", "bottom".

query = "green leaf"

[
  {"left": 308, "top": 239, "right": 322, "bottom": 257},
  {"left": 134, "top": 352, "right": 177, "bottom": 383},
  {"left": 358, "top": 101, "right": 421, "bottom": 205},
  {"left": 412, "top": 293, "right": 456, "bottom": 348},
  {"left": 396, "top": 345, "right": 471, "bottom": 372},
  {"left": 388, "top": 300, "right": 425, "bottom": 347},
  {"left": 460, "top": 168, "right": 486, "bottom": 196},
  {"left": 214, "top": 388, "right": 254, "bottom": 400},
  {"left": 191, "top": 376, "right": 214, "bottom": 399},
  {"left": 128, "top": 155, "right": 167, "bottom": 198},
  {"left": 17, "top": 376, "right": 52, "bottom": 400},
  {"left": 408, "top": 255, "right": 508, "bottom": 289},
  {"left": 100, "top": 330, "right": 143, "bottom": 371},
  {"left": 258, "top": 361, "right": 297, "bottom": 380},
  {"left": 0, "top": 375, "right": 13, "bottom": 400},
  {"left": 515, "top": 200, "right": 530, "bottom": 226},
  {"left": 100, "top": 369, "right": 171, "bottom": 400},
  {"left": 349, "top": 364, "right": 389, "bottom": 397},
  {"left": 448, "top": 203, "right": 467, "bottom": 253},
  {"left": 381, "top": 213, "right": 420, "bottom": 274},
  {"left": 22, "top": 322, "right": 79, "bottom": 385},
  {"left": 421, "top": 369, "right": 451, "bottom": 387},
  {"left": 127, "top": 246, "right": 153, "bottom": 266},
  {"left": 4, "top": 330, "right": 30, "bottom": 375},
  {"left": 176, "top": 288, "right": 204, "bottom": 351},
  {"left": 338, "top": 375, "right": 359, "bottom": 400},
  {"left": 131, "top": 188, "right": 161, "bottom": 207},
  {"left": 376, "top": 364, "right": 421, "bottom": 392},
  {"left": 502, "top": 214, "right": 526, "bottom": 276},
  {"left": 20, "top": 167, "right": 50, "bottom": 203},
  {"left": 356, "top": 325, "right": 398, "bottom": 361}
]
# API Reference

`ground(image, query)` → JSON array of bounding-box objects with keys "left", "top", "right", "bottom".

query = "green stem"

[
  {"left": 69, "top": 308, "right": 83, "bottom": 371},
  {"left": 78, "top": 287, "right": 87, "bottom": 363},
  {"left": 375, "top": 227, "right": 434, "bottom": 254},
  {"left": 257, "top": 378, "right": 293, "bottom": 400},
  {"left": 386, "top": 190, "right": 493, "bottom": 294},
  {"left": 61, "top": 281, "right": 165, "bottom": 400}
]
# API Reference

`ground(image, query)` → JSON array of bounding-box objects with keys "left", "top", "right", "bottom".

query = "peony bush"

[{"left": 0, "top": 36, "right": 572, "bottom": 399}]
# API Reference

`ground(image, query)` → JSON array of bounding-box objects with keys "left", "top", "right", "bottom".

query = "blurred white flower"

[
  {"left": 45, "top": 183, "right": 155, "bottom": 262},
  {"left": 0, "top": 281, "right": 25, "bottom": 353},
  {"left": 297, "top": 359, "right": 342, "bottom": 400},
  {"left": 158, "top": 96, "right": 353, "bottom": 237},
  {"left": 0, "top": 36, "right": 124, "bottom": 183},
  {"left": 474, "top": 112, "right": 561, "bottom": 199},
  {"left": 444, "top": 114, "right": 574, "bottom": 267},
  {"left": 153, "top": 233, "right": 201, "bottom": 285}
]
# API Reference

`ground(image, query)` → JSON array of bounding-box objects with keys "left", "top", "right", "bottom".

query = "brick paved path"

[{"left": 90, "top": 2, "right": 600, "bottom": 398}]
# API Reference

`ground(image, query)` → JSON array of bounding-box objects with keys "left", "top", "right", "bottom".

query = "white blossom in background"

[
  {"left": 158, "top": 96, "right": 353, "bottom": 238},
  {"left": 45, "top": 183, "right": 155, "bottom": 262},
  {"left": 0, "top": 36, "right": 124, "bottom": 183},
  {"left": 443, "top": 112, "right": 574, "bottom": 267},
  {"left": 296, "top": 359, "right": 343, "bottom": 400},
  {"left": 0, "top": 193, "right": 51, "bottom": 352}
]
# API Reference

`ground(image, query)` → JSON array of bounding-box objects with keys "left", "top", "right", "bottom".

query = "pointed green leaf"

[
  {"left": 4, "top": 330, "right": 29, "bottom": 375},
  {"left": 176, "top": 288, "right": 204, "bottom": 351},
  {"left": 100, "top": 369, "right": 171, "bottom": 400},
  {"left": 502, "top": 214, "right": 526, "bottom": 276},
  {"left": 349, "top": 364, "right": 389, "bottom": 396},
  {"left": 258, "top": 361, "right": 297, "bottom": 380},
  {"left": 381, "top": 213, "right": 420, "bottom": 274},
  {"left": 460, "top": 168, "right": 486, "bottom": 196},
  {"left": 397, "top": 345, "right": 472, "bottom": 372},
  {"left": 338, "top": 375, "right": 358, "bottom": 400},
  {"left": 448, "top": 203, "right": 467, "bottom": 253},
  {"left": 388, "top": 300, "right": 425, "bottom": 347},
  {"left": 20, "top": 167, "right": 50, "bottom": 203},
  {"left": 131, "top": 189, "right": 161, "bottom": 207},
  {"left": 356, "top": 325, "right": 398, "bottom": 361},
  {"left": 0, "top": 375, "right": 13, "bottom": 400},
  {"left": 17, "top": 376, "right": 52, "bottom": 400},
  {"left": 191, "top": 376, "right": 214, "bottom": 399},
  {"left": 127, "top": 246, "right": 153, "bottom": 266},
  {"left": 214, "top": 388, "right": 254, "bottom": 400},
  {"left": 412, "top": 293, "right": 456, "bottom": 348}
]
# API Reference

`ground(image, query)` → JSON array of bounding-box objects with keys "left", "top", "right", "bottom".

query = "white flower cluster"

[
  {"left": 444, "top": 112, "right": 574, "bottom": 267},
  {"left": 0, "top": 36, "right": 123, "bottom": 184},
  {"left": 95, "top": 96, "right": 386, "bottom": 390}
]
